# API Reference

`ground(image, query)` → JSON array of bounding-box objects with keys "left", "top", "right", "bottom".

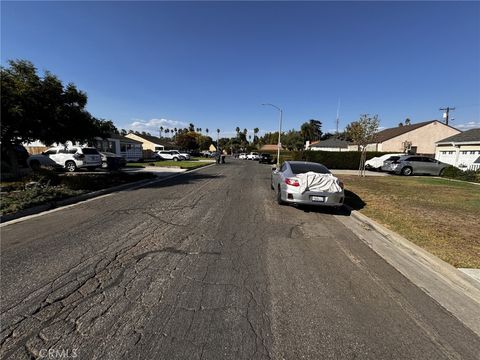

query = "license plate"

[{"left": 311, "top": 196, "right": 325, "bottom": 202}]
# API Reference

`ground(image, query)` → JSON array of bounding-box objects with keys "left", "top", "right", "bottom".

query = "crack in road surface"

[{"left": 1, "top": 161, "right": 479, "bottom": 359}]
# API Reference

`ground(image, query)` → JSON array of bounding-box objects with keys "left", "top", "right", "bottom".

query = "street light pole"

[{"left": 262, "top": 103, "right": 283, "bottom": 168}]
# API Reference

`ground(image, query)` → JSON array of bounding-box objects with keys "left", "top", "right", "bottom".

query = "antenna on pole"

[{"left": 336, "top": 98, "right": 341, "bottom": 134}]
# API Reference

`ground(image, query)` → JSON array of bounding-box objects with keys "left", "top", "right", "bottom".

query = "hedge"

[
  {"left": 441, "top": 166, "right": 480, "bottom": 183},
  {"left": 290, "top": 151, "right": 397, "bottom": 170}
]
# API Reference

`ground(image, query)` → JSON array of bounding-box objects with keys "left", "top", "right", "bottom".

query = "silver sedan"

[{"left": 271, "top": 161, "right": 345, "bottom": 207}]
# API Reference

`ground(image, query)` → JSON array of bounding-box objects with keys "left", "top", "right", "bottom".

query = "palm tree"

[
  {"left": 243, "top": 128, "right": 247, "bottom": 135},
  {"left": 205, "top": 128, "right": 209, "bottom": 135},
  {"left": 165, "top": 128, "right": 170, "bottom": 137},
  {"left": 159, "top": 126, "right": 164, "bottom": 138},
  {"left": 189, "top": 123, "right": 195, "bottom": 132},
  {"left": 253, "top": 127, "right": 259, "bottom": 144},
  {"left": 235, "top": 127, "right": 240, "bottom": 135}
]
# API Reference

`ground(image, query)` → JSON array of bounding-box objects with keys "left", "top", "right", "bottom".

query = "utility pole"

[
  {"left": 439, "top": 107, "right": 455, "bottom": 126},
  {"left": 336, "top": 98, "right": 340, "bottom": 134}
]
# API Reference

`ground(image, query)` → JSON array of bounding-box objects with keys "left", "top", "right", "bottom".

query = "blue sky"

[{"left": 2, "top": 1, "right": 479, "bottom": 138}]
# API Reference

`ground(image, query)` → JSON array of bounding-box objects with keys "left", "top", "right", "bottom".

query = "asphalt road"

[{"left": 1, "top": 160, "right": 479, "bottom": 359}]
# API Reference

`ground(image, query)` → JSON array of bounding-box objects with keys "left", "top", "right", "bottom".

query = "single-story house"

[
  {"left": 125, "top": 133, "right": 176, "bottom": 152},
  {"left": 367, "top": 120, "right": 460, "bottom": 155},
  {"left": 92, "top": 134, "right": 143, "bottom": 162},
  {"left": 209, "top": 144, "right": 217, "bottom": 152},
  {"left": 435, "top": 128, "right": 480, "bottom": 171},
  {"left": 306, "top": 138, "right": 356, "bottom": 152}
]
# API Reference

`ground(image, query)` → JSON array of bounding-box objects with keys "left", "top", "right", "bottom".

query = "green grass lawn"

[
  {"left": 341, "top": 175, "right": 480, "bottom": 268},
  {"left": 126, "top": 160, "right": 213, "bottom": 170}
]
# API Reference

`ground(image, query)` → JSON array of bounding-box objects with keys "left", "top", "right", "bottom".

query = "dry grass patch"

[{"left": 341, "top": 175, "right": 480, "bottom": 268}]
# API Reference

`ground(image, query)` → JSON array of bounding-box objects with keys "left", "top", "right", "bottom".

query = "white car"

[
  {"left": 247, "top": 152, "right": 260, "bottom": 160},
  {"left": 27, "top": 146, "right": 102, "bottom": 172},
  {"left": 365, "top": 153, "right": 404, "bottom": 171},
  {"left": 157, "top": 150, "right": 185, "bottom": 161},
  {"left": 176, "top": 150, "right": 191, "bottom": 160},
  {"left": 239, "top": 153, "right": 247, "bottom": 160}
]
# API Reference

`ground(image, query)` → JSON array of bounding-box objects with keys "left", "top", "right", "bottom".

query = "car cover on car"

[{"left": 296, "top": 172, "right": 343, "bottom": 194}]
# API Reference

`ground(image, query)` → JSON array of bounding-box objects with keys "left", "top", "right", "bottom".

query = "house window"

[
  {"left": 120, "top": 144, "right": 126, "bottom": 152},
  {"left": 470, "top": 151, "right": 476, "bottom": 155}
]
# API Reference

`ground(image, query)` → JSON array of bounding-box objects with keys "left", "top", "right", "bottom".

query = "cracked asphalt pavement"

[{"left": 1, "top": 160, "right": 479, "bottom": 359}]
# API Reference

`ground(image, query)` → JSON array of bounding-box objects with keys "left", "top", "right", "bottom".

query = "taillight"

[{"left": 285, "top": 178, "right": 300, "bottom": 187}]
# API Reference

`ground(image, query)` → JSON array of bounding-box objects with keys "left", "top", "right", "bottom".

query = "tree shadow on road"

[{"left": 139, "top": 172, "right": 225, "bottom": 189}]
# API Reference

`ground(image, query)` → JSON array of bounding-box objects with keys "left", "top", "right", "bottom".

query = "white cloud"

[
  {"left": 456, "top": 121, "right": 480, "bottom": 130},
  {"left": 129, "top": 118, "right": 189, "bottom": 133}
]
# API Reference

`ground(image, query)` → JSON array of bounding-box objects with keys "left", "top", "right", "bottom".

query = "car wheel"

[
  {"left": 439, "top": 168, "right": 445, "bottom": 176},
  {"left": 277, "top": 186, "right": 285, "bottom": 205},
  {"left": 65, "top": 161, "right": 77, "bottom": 172},
  {"left": 101, "top": 161, "right": 108, "bottom": 169},
  {"left": 173, "top": 157, "right": 178, "bottom": 162},
  {"left": 30, "top": 160, "right": 41, "bottom": 171},
  {"left": 401, "top": 166, "right": 413, "bottom": 176}
]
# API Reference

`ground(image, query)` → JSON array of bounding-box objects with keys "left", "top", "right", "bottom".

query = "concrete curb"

[
  {"left": 0, "top": 163, "right": 216, "bottom": 226},
  {"left": 337, "top": 206, "right": 480, "bottom": 337}
]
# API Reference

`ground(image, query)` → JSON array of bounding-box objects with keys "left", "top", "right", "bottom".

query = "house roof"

[
  {"left": 374, "top": 120, "right": 454, "bottom": 143},
  {"left": 436, "top": 128, "right": 480, "bottom": 144},
  {"left": 128, "top": 133, "right": 174, "bottom": 146},
  {"left": 108, "top": 133, "right": 143, "bottom": 144},
  {"left": 310, "top": 138, "right": 351, "bottom": 149}
]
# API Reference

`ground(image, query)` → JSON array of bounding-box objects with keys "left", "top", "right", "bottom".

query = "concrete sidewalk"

[
  {"left": 122, "top": 166, "right": 187, "bottom": 176},
  {"left": 336, "top": 210, "right": 480, "bottom": 338}
]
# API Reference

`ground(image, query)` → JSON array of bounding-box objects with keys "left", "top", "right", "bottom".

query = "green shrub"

[
  {"left": 290, "top": 151, "right": 396, "bottom": 170},
  {"left": 441, "top": 166, "right": 480, "bottom": 183}
]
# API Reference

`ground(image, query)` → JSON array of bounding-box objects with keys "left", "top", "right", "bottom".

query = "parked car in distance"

[
  {"left": 247, "top": 152, "right": 260, "bottom": 160},
  {"left": 259, "top": 153, "right": 273, "bottom": 164},
  {"left": 175, "top": 150, "right": 191, "bottom": 160},
  {"left": 156, "top": 150, "right": 185, "bottom": 161},
  {"left": 271, "top": 161, "right": 344, "bottom": 208},
  {"left": 239, "top": 153, "right": 247, "bottom": 160},
  {"left": 365, "top": 153, "right": 404, "bottom": 171},
  {"left": 390, "top": 155, "right": 449, "bottom": 176},
  {"left": 100, "top": 152, "right": 127, "bottom": 170},
  {"left": 27, "top": 146, "right": 101, "bottom": 172},
  {"left": 381, "top": 155, "right": 403, "bottom": 172}
]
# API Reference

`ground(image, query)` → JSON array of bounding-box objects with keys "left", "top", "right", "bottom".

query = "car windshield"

[
  {"left": 289, "top": 163, "right": 330, "bottom": 174},
  {"left": 82, "top": 148, "right": 99, "bottom": 154}
]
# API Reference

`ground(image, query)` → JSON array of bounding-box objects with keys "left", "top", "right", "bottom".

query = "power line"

[{"left": 439, "top": 106, "right": 455, "bottom": 126}]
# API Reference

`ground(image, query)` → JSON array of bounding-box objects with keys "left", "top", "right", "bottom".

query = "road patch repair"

[{"left": 335, "top": 209, "right": 480, "bottom": 338}]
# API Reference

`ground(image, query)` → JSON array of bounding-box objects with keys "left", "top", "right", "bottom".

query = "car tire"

[
  {"left": 30, "top": 160, "right": 41, "bottom": 171},
  {"left": 65, "top": 161, "right": 77, "bottom": 172},
  {"left": 401, "top": 166, "right": 413, "bottom": 176},
  {"left": 173, "top": 157, "right": 178, "bottom": 162},
  {"left": 439, "top": 168, "right": 445, "bottom": 176},
  {"left": 277, "top": 186, "right": 285, "bottom": 205}
]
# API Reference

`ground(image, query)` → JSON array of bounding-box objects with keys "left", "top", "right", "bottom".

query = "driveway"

[{"left": 1, "top": 160, "right": 479, "bottom": 359}]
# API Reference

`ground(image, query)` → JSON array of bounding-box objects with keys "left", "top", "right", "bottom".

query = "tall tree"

[
  {"left": 159, "top": 126, "right": 164, "bottom": 138},
  {"left": 189, "top": 123, "right": 195, "bottom": 132},
  {"left": 345, "top": 114, "right": 380, "bottom": 176},
  {"left": 1, "top": 59, "right": 114, "bottom": 174}
]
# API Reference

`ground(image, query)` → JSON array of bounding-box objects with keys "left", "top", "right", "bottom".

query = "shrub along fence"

[
  {"left": 441, "top": 166, "right": 480, "bottom": 183},
  {"left": 291, "top": 151, "right": 395, "bottom": 170}
]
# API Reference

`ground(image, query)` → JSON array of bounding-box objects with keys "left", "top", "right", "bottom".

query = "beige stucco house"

[
  {"left": 435, "top": 128, "right": 480, "bottom": 171},
  {"left": 367, "top": 120, "right": 460, "bottom": 155}
]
